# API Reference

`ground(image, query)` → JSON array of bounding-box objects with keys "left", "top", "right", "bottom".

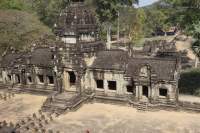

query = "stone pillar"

[
  {"left": 135, "top": 86, "right": 140, "bottom": 100},
  {"left": 33, "top": 68, "right": 37, "bottom": 85},
  {"left": 44, "top": 71, "right": 48, "bottom": 86},
  {"left": 58, "top": 75, "right": 63, "bottom": 93},
  {"left": 12, "top": 74, "right": 16, "bottom": 84},
  {"left": 2, "top": 71, "right": 7, "bottom": 84},
  {"left": 63, "top": 71, "right": 70, "bottom": 91},
  {"left": 104, "top": 79, "right": 108, "bottom": 94}
]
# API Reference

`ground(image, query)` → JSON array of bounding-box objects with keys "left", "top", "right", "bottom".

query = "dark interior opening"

[
  {"left": 51, "top": 54, "right": 54, "bottom": 59},
  {"left": 142, "top": 86, "right": 149, "bottom": 97},
  {"left": 159, "top": 88, "right": 168, "bottom": 97},
  {"left": 7, "top": 75, "right": 11, "bottom": 81},
  {"left": 28, "top": 76, "right": 32, "bottom": 83},
  {"left": 38, "top": 75, "right": 44, "bottom": 83},
  {"left": 69, "top": 71, "right": 76, "bottom": 85},
  {"left": 16, "top": 74, "right": 20, "bottom": 84},
  {"left": 48, "top": 76, "right": 54, "bottom": 84},
  {"left": 72, "top": 0, "right": 84, "bottom": 2},
  {"left": 96, "top": 80, "right": 104, "bottom": 89},
  {"left": 127, "top": 85, "right": 133, "bottom": 93},
  {"left": 108, "top": 81, "right": 117, "bottom": 90}
]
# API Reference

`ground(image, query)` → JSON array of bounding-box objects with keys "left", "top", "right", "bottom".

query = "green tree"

[
  {"left": 121, "top": 8, "right": 146, "bottom": 43},
  {"left": 32, "top": 0, "right": 70, "bottom": 27},
  {"left": 0, "top": 0, "right": 29, "bottom": 10},
  {"left": 0, "top": 10, "right": 53, "bottom": 54},
  {"left": 164, "top": 0, "right": 200, "bottom": 57},
  {"left": 192, "top": 22, "right": 200, "bottom": 56},
  {"left": 164, "top": 0, "right": 200, "bottom": 34},
  {"left": 0, "top": 0, "right": 71, "bottom": 27},
  {"left": 91, "top": 0, "right": 139, "bottom": 48}
]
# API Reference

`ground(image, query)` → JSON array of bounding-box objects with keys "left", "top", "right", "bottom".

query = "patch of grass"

[{"left": 179, "top": 68, "right": 200, "bottom": 96}]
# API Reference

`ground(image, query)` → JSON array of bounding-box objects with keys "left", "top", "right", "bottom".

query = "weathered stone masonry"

[{"left": 0, "top": 1, "right": 181, "bottom": 113}]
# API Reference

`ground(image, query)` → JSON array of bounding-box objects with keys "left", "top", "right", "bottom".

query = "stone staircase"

[
  {"left": 42, "top": 92, "right": 90, "bottom": 115},
  {"left": 0, "top": 82, "right": 10, "bottom": 90},
  {"left": 7, "top": 84, "right": 55, "bottom": 95},
  {"left": 137, "top": 101, "right": 149, "bottom": 112}
]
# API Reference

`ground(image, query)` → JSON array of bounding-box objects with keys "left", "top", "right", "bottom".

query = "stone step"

[
  {"left": 137, "top": 102, "right": 149, "bottom": 111},
  {"left": 10, "top": 87, "right": 54, "bottom": 95},
  {"left": 42, "top": 94, "right": 90, "bottom": 115}
]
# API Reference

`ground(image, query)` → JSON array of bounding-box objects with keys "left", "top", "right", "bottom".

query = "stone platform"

[{"left": 42, "top": 92, "right": 90, "bottom": 115}]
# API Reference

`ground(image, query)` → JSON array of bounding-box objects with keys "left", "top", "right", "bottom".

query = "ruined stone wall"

[
  {"left": 152, "top": 83, "right": 177, "bottom": 101},
  {"left": 83, "top": 70, "right": 130, "bottom": 97},
  {"left": 83, "top": 68, "right": 178, "bottom": 102}
]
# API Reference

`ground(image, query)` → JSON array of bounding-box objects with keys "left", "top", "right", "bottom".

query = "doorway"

[
  {"left": 142, "top": 86, "right": 149, "bottom": 97},
  {"left": 68, "top": 71, "right": 76, "bottom": 86},
  {"left": 15, "top": 74, "right": 21, "bottom": 84}
]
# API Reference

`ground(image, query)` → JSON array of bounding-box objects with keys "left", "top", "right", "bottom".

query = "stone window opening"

[
  {"left": 47, "top": 76, "right": 54, "bottom": 84},
  {"left": 142, "top": 86, "right": 149, "bottom": 97},
  {"left": 96, "top": 80, "right": 104, "bottom": 89},
  {"left": 15, "top": 74, "right": 20, "bottom": 84},
  {"left": 51, "top": 54, "right": 54, "bottom": 59},
  {"left": 127, "top": 85, "right": 133, "bottom": 93},
  {"left": 108, "top": 81, "right": 117, "bottom": 91},
  {"left": 27, "top": 76, "right": 32, "bottom": 84},
  {"left": 0, "top": 71, "right": 2, "bottom": 78},
  {"left": 37, "top": 75, "right": 44, "bottom": 84},
  {"left": 159, "top": 88, "right": 168, "bottom": 97},
  {"left": 7, "top": 75, "right": 11, "bottom": 81},
  {"left": 69, "top": 71, "right": 76, "bottom": 86}
]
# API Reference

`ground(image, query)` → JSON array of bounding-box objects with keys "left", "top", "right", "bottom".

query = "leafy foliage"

[
  {"left": 164, "top": 0, "right": 200, "bottom": 57},
  {"left": 0, "top": 10, "right": 53, "bottom": 53},
  {"left": 179, "top": 69, "right": 200, "bottom": 96},
  {"left": 93, "top": 0, "right": 138, "bottom": 23},
  {"left": 0, "top": 0, "right": 71, "bottom": 27},
  {"left": 126, "top": 8, "right": 146, "bottom": 42},
  {"left": 164, "top": 0, "right": 200, "bottom": 34},
  {"left": 192, "top": 22, "right": 200, "bottom": 56},
  {"left": 32, "top": 0, "right": 70, "bottom": 27},
  {"left": 0, "top": 0, "right": 28, "bottom": 10}
]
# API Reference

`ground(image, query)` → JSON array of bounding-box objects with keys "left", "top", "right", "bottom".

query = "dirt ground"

[
  {"left": 0, "top": 92, "right": 46, "bottom": 123},
  {"left": 46, "top": 103, "right": 200, "bottom": 133},
  {"left": 0, "top": 92, "right": 200, "bottom": 133}
]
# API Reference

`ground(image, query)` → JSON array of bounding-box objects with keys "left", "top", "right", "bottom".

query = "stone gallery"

[{"left": 0, "top": 1, "right": 181, "bottom": 114}]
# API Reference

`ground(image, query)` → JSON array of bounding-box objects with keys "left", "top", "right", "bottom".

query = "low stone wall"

[
  {"left": 178, "top": 101, "right": 200, "bottom": 112},
  {"left": 93, "top": 95, "right": 200, "bottom": 113}
]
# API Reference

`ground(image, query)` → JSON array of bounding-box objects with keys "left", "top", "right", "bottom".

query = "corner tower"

[{"left": 55, "top": 0, "right": 99, "bottom": 44}]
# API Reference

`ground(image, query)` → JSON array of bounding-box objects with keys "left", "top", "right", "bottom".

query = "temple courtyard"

[
  {"left": 0, "top": 91, "right": 46, "bottom": 123},
  {"left": 0, "top": 91, "right": 200, "bottom": 133},
  {"left": 45, "top": 103, "right": 200, "bottom": 133}
]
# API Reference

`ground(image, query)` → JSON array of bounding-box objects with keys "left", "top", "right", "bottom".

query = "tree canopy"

[
  {"left": 164, "top": 0, "right": 200, "bottom": 34},
  {"left": 0, "top": 10, "right": 53, "bottom": 54},
  {"left": 93, "top": 0, "right": 138, "bottom": 23},
  {"left": 0, "top": 0, "right": 71, "bottom": 27}
]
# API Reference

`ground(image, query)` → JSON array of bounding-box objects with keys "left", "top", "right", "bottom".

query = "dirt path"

[
  {"left": 0, "top": 93, "right": 46, "bottom": 123},
  {"left": 46, "top": 103, "right": 200, "bottom": 133}
]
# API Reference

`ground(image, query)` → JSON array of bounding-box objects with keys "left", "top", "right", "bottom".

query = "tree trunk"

[
  {"left": 117, "top": 11, "right": 120, "bottom": 42},
  {"left": 106, "top": 25, "right": 112, "bottom": 50}
]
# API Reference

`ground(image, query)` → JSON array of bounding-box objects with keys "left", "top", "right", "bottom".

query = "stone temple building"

[{"left": 0, "top": 1, "right": 181, "bottom": 113}]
